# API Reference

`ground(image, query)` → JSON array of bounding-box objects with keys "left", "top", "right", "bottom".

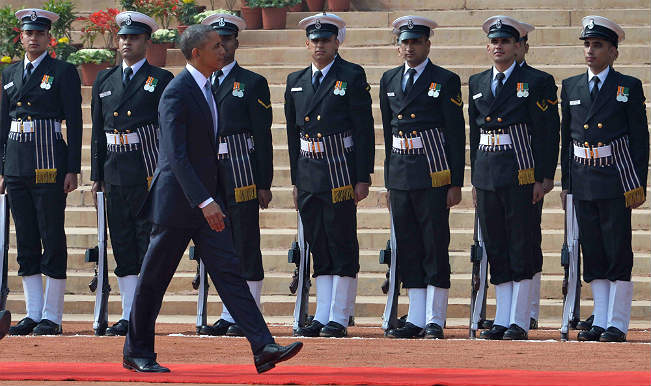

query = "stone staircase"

[{"left": 4, "top": 0, "right": 650, "bottom": 327}]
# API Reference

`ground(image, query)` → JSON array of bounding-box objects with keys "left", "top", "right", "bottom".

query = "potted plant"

[
  {"left": 289, "top": 0, "right": 304, "bottom": 12},
  {"left": 78, "top": 8, "right": 121, "bottom": 49},
  {"left": 249, "top": 0, "right": 301, "bottom": 30},
  {"left": 240, "top": 0, "right": 262, "bottom": 30},
  {"left": 147, "top": 28, "right": 177, "bottom": 66},
  {"left": 175, "top": 0, "right": 203, "bottom": 34},
  {"left": 0, "top": 5, "right": 23, "bottom": 70},
  {"left": 327, "top": 0, "right": 349, "bottom": 11},
  {"left": 67, "top": 48, "right": 115, "bottom": 85},
  {"left": 305, "top": 0, "right": 324, "bottom": 11}
]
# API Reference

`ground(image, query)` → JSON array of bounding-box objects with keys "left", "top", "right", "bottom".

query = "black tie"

[
  {"left": 590, "top": 76, "right": 600, "bottom": 101},
  {"left": 123, "top": 66, "right": 133, "bottom": 86},
  {"left": 213, "top": 69, "right": 223, "bottom": 88},
  {"left": 494, "top": 72, "right": 505, "bottom": 97},
  {"left": 404, "top": 68, "right": 416, "bottom": 95},
  {"left": 312, "top": 70, "right": 322, "bottom": 92},
  {"left": 24, "top": 62, "right": 33, "bottom": 82}
]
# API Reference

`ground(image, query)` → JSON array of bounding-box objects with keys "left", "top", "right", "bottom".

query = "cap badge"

[
  {"left": 407, "top": 19, "right": 414, "bottom": 29},
  {"left": 125, "top": 15, "right": 132, "bottom": 25},
  {"left": 588, "top": 19, "right": 595, "bottom": 29},
  {"left": 495, "top": 19, "right": 502, "bottom": 29},
  {"left": 30, "top": 10, "right": 38, "bottom": 21},
  {"left": 315, "top": 19, "right": 321, "bottom": 29},
  {"left": 218, "top": 17, "right": 225, "bottom": 27}
]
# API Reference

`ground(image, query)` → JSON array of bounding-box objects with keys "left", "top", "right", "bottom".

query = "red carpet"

[{"left": 0, "top": 362, "right": 648, "bottom": 385}]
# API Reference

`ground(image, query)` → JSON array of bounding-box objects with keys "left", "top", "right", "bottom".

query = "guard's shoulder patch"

[
  {"left": 450, "top": 92, "right": 463, "bottom": 107},
  {"left": 364, "top": 83, "right": 371, "bottom": 92},
  {"left": 547, "top": 98, "right": 559, "bottom": 105},
  {"left": 257, "top": 99, "right": 271, "bottom": 109},
  {"left": 536, "top": 99, "right": 549, "bottom": 112}
]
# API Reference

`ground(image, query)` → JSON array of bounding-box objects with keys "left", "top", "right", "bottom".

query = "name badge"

[
  {"left": 473, "top": 93, "right": 482, "bottom": 100},
  {"left": 291, "top": 87, "right": 302, "bottom": 92},
  {"left": 99, "top": 90, "right": 112, "bottom": 98},
  {"left": 569, "top": 100, "right": 581, "bottom": 106},
  {"left": 386, "top": 92, "right": 395, "bottom": 97},
  {"left": 3, "top": 82, "right": 14, "bottom": 90}
]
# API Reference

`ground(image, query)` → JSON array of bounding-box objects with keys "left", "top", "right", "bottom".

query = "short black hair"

[{"left": 179, "top": 24, "right": 215, "bottom": 60}]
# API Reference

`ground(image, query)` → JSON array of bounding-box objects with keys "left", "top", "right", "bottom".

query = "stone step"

[
  {"left": 5, "top": 271, "right": 650, "bottom": 301},
  {"left": 165, "top": 44, "right": 650, "bottom": 67},
  {"left": 6, "top": 246, "right": 650, "bottom": 276},
  {"left": 357, "top": 0, "right": 649, "bottom": 11},
  {"left": 9, "top": 225, "right": 650, "bottom": 253},
  {"left": 6, "top": 293, "right": 650, "bottom": 320}
]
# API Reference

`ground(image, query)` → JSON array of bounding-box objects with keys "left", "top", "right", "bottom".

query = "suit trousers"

[
  {"left": 105, "top": 183, "right": 150, "bottom": 277},
  {"left": 476, "top": 184, "right": 536, "bottom": 285},
  {"left": 6, "top": 175, "right": 67, "bottom": 279},
  {"left": 389, "top": 187, "right": 451, "bottom": 289},
  {"left": 574, "top": 197, "right": 633, "bottom": 282},
  {"left": 123, "top": 220, "right": 274, "bottom": 359},
  {"left": 533, "top": 198, "right": 544, "bottom": 273}
]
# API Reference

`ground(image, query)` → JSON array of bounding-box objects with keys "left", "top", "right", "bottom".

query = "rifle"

[
  {"left": 86, "top": 191, "right": 110, "bottom": 336},
  {"left": 469, "top": 213, "right": 489, "bottom": 338},
  {"left": 560, "top": 193, "right": 582, "bottom": 341},
  {"left": 289, "top": 213, "right": 310, "bottom": 335},
  {"left": 189, "top": 246, "right": 211, "bottom": 335},
  {"left": 381, "top": 218, "right": 401, "bottom": 332},
  {"left": 0, "top": 194, "right": 10, "bottom": 310}
]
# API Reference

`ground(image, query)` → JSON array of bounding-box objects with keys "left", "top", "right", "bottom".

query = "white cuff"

[{"left": 198, "top": 197, "right": 214, "bottom": 208}]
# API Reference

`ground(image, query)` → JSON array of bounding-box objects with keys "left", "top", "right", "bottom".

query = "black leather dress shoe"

[
  {"left": 423, "top": 323, "right": 444, "bottom": 339},
  {"left": 196, "top": 324, "right": 213, "bottom": 335},
  {"left": 123, "top": 356, "right": 170, "bottom": 372},
  {"left": 106, "top": 319, "right": 129, "bottom": 336},
  {"left": 577, "top": 326, "right": 605, "bottom": 341},
  {"left": 210, "top": 319, "right": 234, "bottom": 336},
  {"left": 503, "top": 324, "right": 528, "bottom": 340},
  {"left": 32, "top": 319, "right": 62, "bottom": 335},
  {"left": 0, "top": 310, "right": 10, "bottom": 340},
  {"left": 386, "top": 322, "right": 424, "bottom": 339},
  {"left": 294, "top": 320, "right": 324, "bottom": 337},
  {"left": 9, "top": 317, "right": 38, "bottom": 336},
  {"left": 576, "top": 315, "right": 594, "bottom": 331},
  {"left": 480, "top": 319, "right": 494, "bottom": 329},
  {"left": 320, "top": 321, "right": 347, "bottom": 338},
  {"left": 254, "top": 342, "right": 303, "bottom": 374},
  {"left": 529, "top": 318, "right": 538, "bottom": 330},
  {"left": 226, "top": 324, "right": 244, "bottom": 337},
  {"left": 479, "top": 324, "right": 507, "bottom": 340},
  {"left": 599, "top": 326, "right": 626, "bottom": 342}
]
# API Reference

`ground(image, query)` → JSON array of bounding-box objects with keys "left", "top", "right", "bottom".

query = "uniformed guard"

[
  {"left": 469, "top": 16, "right": 550, "bottom": 340},
  {"left": 515, "top": 21, "right": 560, "bottom": 330},
  {"left": 285, "top": 13, "right": 374, "bottom": 338},
  {"left": 560, "top": 16, "right": 648, "bottom": 342},
  {"left": 1, "top": 8, "right": 82, "bottom": 335},
  {"left": 90, "top": 11, "right": 173, "bottom": 336},
  {"left": 199, "top": 13, "right": 273, "bottom": 337},
  {"left": 379, "top": 16, "right": 465, "bottom": 339}
]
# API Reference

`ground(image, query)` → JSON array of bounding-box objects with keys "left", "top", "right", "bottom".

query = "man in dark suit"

[
  {"left": 560, "top": 16, "right": 648, "bottom": 343},
  {"left": 468, "top": 16, "right": 550, "bottom": 341},
  {"left": 122, "top": 25, "right": 302, "bottom": 373},
  {"left": 379, "top": 16, "right": 465, "bottom": 339},
  {"left": 0, "top": 310, "right": 9, "bottom": 340},
  {"left": 90, "top": 11, "right": 173, "bottom": 337},
  {"left": 199, "top": 13, "right": 273, "bottom": 337},
  {"left": 1, "top": 8, "right": 82, "bottom": 336},
  {"left": 285, "top": 13, "right": 374, "bottom": 338}
]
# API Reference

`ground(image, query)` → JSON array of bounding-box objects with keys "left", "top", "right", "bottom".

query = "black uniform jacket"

[
  {"left": 0, "top": 54, "right": 82, "bottom": 176},
  {"left": 90, "top": 61, "right": 173, "bottom": 185},
  {"left": 213, "top": 63, "right": 273, "bottom": 190},
  {"left": 284, "top": 55, "right": 374, "bottom": 193},
  {"left": 560, "top": 67, "right": 648, "bottom": 200},
  {"left": 468, "top": 63, "right": 549, "bottom": 190},
  {"left": 380, "top": 59, "right": 465, "bottom": 190}
]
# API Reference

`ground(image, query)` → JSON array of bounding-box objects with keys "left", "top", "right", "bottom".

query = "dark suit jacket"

[
  {"left": 560, "top": 67, "right": 648, "bottom": 200},
  {"left": 0, "top": 54, "right": 82, "bottom": 176},
  {"left": 212, "top": 63, "right": 273, "bottom": 190},
  {"left": 468, "top": 62, "right": 549, "bottom": 190},
  {"left": 90, "top": 61, "right": 173, "bottom": 185},
  {"left": 284, "top": 55, "right": 374, "bottom": 193},
  {"left": 142, "top": 68, "right": 220, "bottom": 228},
  {"left": 379, "top": 60, "right": 465, "bottom": 190}
]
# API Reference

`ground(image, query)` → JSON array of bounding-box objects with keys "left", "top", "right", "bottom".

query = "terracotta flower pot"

[
  {"left": 261, "top": 7, "right": 288, "bottom": 30},
  {"left": 327, "top": 0, "right": 349, "bottom": 11},
  {"left": 79, "top": 62, "right": 112, "bottom": 86},
  {"left": 306, "top": 0, "right": 325, "bottom": 11},
  {"left": 240, "top": 6, "right": 262, "bottom": 30},
  {"left": 146, "top": 42, "right": 173, "bottom": 67},
  {"left": 288, "top": 1, "right": 304, "bottom": 12}
]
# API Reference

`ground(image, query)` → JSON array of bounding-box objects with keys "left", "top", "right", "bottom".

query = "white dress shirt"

[
  {"left": 491, "top": 60, "right": 517, "bottom": 96},
  {"left": 401, "top": 58, "right": 429, "bottom": 91}
]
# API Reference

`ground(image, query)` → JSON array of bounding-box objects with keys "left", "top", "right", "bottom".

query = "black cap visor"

[
  {"left": 580, "top": 25, "right": 618, "bottom": 46},
  {"left": 21, "top": 17, "right": 51, "bottom": 31},
  {"left": 487, "top": 24, "right": 519, "bottom": 40},
  {"left": 212, "top": 21, "right": 239, "bottom": 35},
  {"left": 118, "top": 21, "right": 152, "bottom": 36},
  {"left": 306, "top": 23, "right": 338, "bottom": 41}
]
